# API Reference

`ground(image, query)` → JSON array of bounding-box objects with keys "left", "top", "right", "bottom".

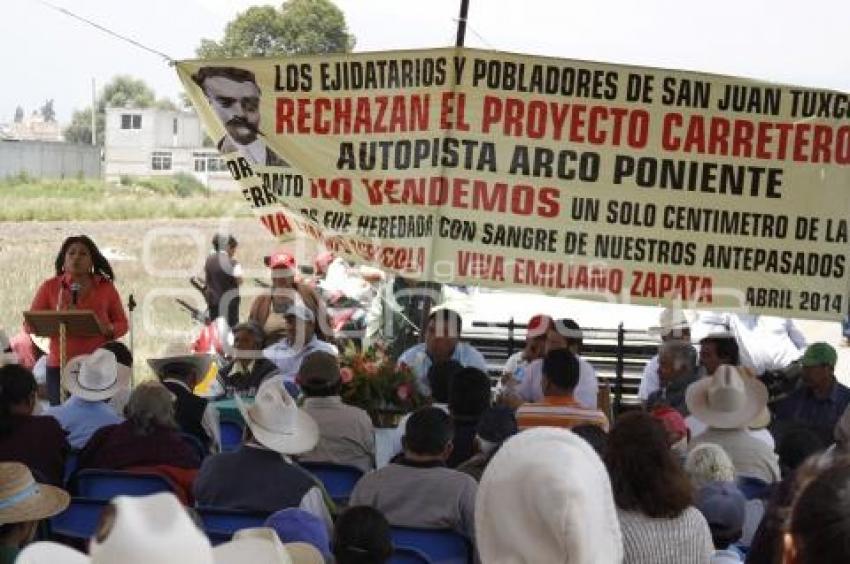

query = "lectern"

[{"left": 24, "top": 310, "right": 103, "bottom": 401}]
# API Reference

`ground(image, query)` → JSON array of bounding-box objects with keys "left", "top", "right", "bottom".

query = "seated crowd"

[{"left": 2, "top": 271, "right": 850, "bottom": 563}]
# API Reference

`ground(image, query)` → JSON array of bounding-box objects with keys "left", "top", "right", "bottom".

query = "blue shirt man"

[
  {"left": 772, "top": 342, "right": 849, "bottom": 445},
  {"left": 397, "top": 308, "right": 488, "bottom": 396},
  {"left": 48, "top": 396, "right": 123, "bottom": 450}
]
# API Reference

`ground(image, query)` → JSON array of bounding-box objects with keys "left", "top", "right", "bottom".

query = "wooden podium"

[{"left": 24, "top": 310, "right": 103, "bottom": 401}]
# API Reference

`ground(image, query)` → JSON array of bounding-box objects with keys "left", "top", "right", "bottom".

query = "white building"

[{"left": 104, "top": 107, "right": 237, "bottom": 191}]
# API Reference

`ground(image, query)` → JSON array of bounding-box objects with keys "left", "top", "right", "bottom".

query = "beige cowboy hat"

[
  {"left": 0, "top": 462, "right": 69, "bottom": 525},
  {"left": 236, "top": 379, "right": 318, "bottom": 455},
  {"left": 62, "top": 349, "right": 130, "bottom": 402},
  {"left": 17, "top": 493, "right": 323, "bottom": 564},
  {"left": 147, "top": 342, "right": 213, "bottom": 378},
  {"left": 686, "top": 364, "right": 769, "bottom": 429}
]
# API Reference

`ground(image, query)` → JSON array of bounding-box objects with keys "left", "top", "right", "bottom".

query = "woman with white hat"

[
  {"left": 0, "top": 462, "right": 69, "bottom": 563},
  {"left": 17, "top": 492, "right": 324, "bottom": 564},
  {"left": 687, "top": 365, "right": 780, "bottom": 483}
]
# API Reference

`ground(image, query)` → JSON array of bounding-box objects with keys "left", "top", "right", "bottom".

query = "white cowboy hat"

[
  {"left": 686, "top": 364, "right": 769, "bottom": 429},
  {"left": 0, "top": 462, "right": 69, "bottom": 525},
  {"left": 147, "top": 342, "right": 213, "bottom": 378},
  {"left": 62, "top": 349, "right": 130, "bottom": 402},
  {"left": 236, "top": 379, "right": 318, "bottom": 455},
  {"left": 648, "top": 308, "right": 691, "bottom": 337},
  {"left": 16, "top": 494, "right": 323, "bottom": 564}
]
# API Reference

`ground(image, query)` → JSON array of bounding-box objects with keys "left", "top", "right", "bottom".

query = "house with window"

[{"left": 104, "top": 107, "right": 237, "bottom": 191}]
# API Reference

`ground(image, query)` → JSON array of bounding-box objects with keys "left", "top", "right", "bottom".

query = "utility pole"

[
  {"left": 91, "top": 78, "right": 97, "bottom": 145},
  {"left": 455, "top": 0, "right": 470, "bottom": 47}
]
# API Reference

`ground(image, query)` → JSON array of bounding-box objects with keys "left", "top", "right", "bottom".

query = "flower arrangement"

[{"left": 339, "top": 342, "right": 425, "bottom": 426}]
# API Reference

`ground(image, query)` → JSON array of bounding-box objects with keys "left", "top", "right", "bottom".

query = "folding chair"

[
  {"left": 298, "top": 462, "right": 363, "bottom": 505},
  {"left": 219, "top": 419, "right": 244, "bottom": 452},
  {"left": 73, "top": 469, "right": 178, "bottom": 501},
  {"left": 390, "top": 527, "right": 472, "bottom": 564},
  {"left": 49, "top": 498, "right": 108, "bottom": 542},
  {"left": 390, "top": 546, "right": 434, "bottom": 563},
  {"left": 196, "top": 506, "right": 270, "bottom": 545}
]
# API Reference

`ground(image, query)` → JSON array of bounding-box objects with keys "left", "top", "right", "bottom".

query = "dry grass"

[{"left": 0, "top": 217, "right": 310, "bottom": 382}]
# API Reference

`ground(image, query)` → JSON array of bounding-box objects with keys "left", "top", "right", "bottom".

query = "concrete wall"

[{"left": 0, "top": 140, "right": 101, "bottom": 178}]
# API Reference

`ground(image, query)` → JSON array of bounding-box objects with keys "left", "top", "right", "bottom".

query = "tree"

[
  {"left": 63, "top": 75, "right": 157, "bottom": 145},
  {"left": 96, "top": 76, "right": 156, "bottom": 113},
  {"left": 40, "top": 99, "right": 56, "bottom": 122},
  {"left": 13, "top": 106, "right": 23, "bottom": 123},
  {"left": 197, "top": 0, "right": 355, "bottom": 58}
]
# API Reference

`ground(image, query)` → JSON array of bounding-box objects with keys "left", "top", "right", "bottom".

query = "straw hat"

[
  {"left": 0, "top": 462, "right": 69, "bottom": 525},
  {"left": 685, "top": 365, "right": 769, "bottom": 429},
  {"left": 147, "top": 342, "right": 213, "bottom": 378},
  {"left": 236, "top": 379, "right": 318, "bottom": 455},
  {"left": 62, "top": 349, "right": 130, "bottom": 402},
  {"left": 17, "top": 494, "right": 322, "bottom": 564},
  {"left": 218, "top": 528, "right": 324, "bottom": 564}
]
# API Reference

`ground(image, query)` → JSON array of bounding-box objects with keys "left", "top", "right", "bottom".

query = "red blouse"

[{"left": 29, "top": 274, "right": 128, "bottom": 367}]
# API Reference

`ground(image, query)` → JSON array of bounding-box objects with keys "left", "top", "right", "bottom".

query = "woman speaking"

[{"left": 29, "top": 236, "right": 127, "bottom": 405}]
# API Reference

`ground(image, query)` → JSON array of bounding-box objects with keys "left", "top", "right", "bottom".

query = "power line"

[{"left": 37, "top": 0, "right": 174, "bottom": 64}]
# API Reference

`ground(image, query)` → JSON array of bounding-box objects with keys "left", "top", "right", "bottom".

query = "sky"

[{"left": 3, "top": 0, "right": 849, "bottom": 124}]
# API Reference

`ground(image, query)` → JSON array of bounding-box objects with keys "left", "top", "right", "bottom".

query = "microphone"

[{"left": 70, "top": 282, "right": 80, "bottom": 308}]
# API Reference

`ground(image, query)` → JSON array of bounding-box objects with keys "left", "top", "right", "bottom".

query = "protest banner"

[{"left": 176, "top": 47, "right": 850, "bottom": 320}]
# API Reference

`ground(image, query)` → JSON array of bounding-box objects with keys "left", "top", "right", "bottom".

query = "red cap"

[
  {"left": 527, "top": 314, "right": 553, "bottom": 338},
  {"left": 264, "top": 251, "right": 296, "bottom": 270},
  {"left": 651, "top": 406, "right": 688, "bottom": 442}
]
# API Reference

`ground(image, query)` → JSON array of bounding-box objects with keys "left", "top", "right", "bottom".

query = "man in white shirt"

[
  {"left": 264, "top": 304, "right": 338, "bottom": 387},
  {"left": 727, "top": 314, "right": 806, "bottom": 375},
  {"left": 397, "top": 308, "right": 488, "bottom": 396},
  {"left": 516, "top": 318, "right": 598, "bottom": 408}
]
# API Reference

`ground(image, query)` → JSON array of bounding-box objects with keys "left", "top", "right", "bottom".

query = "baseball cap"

[
  {"left": 264, "top": 251, "right": 296, "bottom": 271},
  {"left": 695, "top": 481, "right": 746, "bottom": 537},
  {"left": 264, "top": 508, "right": 332, "bottom": 561},
  {"left": 526, "top": 315, "right": 553, "bottom": 339},
  {"left": 801, "top": 342, "right": 837, "bottom": 367},
  {"left": 650, "top": 406, "right": 688, "bottom": 443}
]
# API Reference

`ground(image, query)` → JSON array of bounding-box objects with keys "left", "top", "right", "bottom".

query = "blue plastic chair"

[
  {"left": 50, "top": 498, "right": 108, "bottom": 541},
  {"left": 74, "top": 469, "right": 178, "bottom": 501},
  {"left": 220, "top": 419, "right": 244, "bottom": 452},
  {"left": 63, "top": 452, "right": 79, "bottom": 486},
  {"left": 298, "top": 462, "right": 363, "bottom": 505},
  {"left": 390, "top": 546, "right": 434, "bottom": 564},
  {"left": 196, "top": 507, "right": 270, "bottom": 545},
  {"left": 390, "top": 527, "right": 472, "bottom": 564}
]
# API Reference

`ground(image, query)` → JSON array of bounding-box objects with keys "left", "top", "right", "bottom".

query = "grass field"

[
  {"left": 0, "top": 174, "right": 249, "bottom": 221},
  {"left": 0, "top": 216, "right": 310, "bottom": 381}
]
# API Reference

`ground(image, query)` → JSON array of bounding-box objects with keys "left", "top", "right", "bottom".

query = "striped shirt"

[{"left": 516, "top": 396, "right": 609, "bottom": 432}]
